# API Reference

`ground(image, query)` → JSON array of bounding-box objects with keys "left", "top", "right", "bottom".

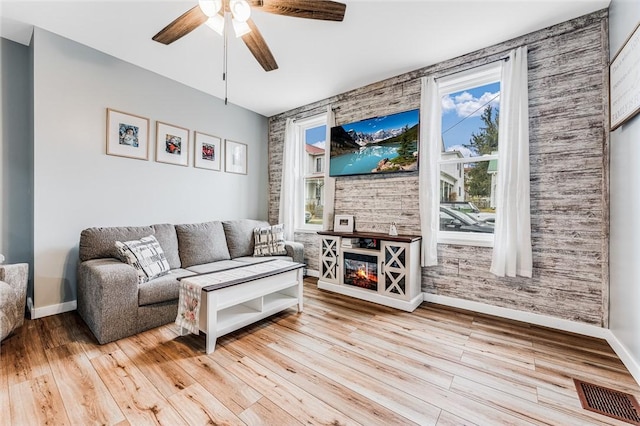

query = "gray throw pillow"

[
  {"left": 222, "top": 219, "right": 270, "bottom": 258},
  {"left": 152, "top": 223, "right": 181, "bottom": 269},
  {"left": 176, "top": 221, "right": 231, "bottom": 268}
]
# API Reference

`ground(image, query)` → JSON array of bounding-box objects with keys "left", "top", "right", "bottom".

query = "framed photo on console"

[
  {"left": 156, "top": 121, "right": 189, "bottom": 166},
  {"left": 334, "top": 215, "right": 354, "bottom": 233},
  {"left": 194, "top": 131, "right": 222, "bottom": 171},
  {"left": 106, "top": 108, "right": 150, "bottom": 161}
]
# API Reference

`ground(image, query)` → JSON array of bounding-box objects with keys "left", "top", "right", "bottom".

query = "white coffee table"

[{"left": 178, "top": 259, "right": 304, "bottom": 353}]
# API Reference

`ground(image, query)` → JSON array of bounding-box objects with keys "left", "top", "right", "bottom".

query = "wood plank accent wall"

[{"left": 268, "top": 10, "right": 610, "bottom": 327}]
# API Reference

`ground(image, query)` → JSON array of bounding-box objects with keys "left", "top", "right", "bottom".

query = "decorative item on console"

[{"left": 334, "top": 214, "right": 354, "bottom": 233}]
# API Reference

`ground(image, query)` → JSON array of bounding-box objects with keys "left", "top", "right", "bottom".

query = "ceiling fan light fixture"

[
  {"left": 205, "top": 14, "right": 225, "bottom": 36},
  {"left": 229, "top": 0, "right": 251, "bottom": 22},
  {"left": 232, "top": 18, "right": 252, "bottom": 37},
  {"left": 198, "top": 0, "right": 222, "bottom": 17}
]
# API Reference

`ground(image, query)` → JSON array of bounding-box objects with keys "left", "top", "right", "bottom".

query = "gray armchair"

[{"left": 0, "top": 263, "right": 28, "bottom": 341}]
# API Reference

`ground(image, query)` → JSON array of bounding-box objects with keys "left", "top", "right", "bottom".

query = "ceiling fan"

[{"left": 152, "top": 0, "right": 347, "bottom": 72}]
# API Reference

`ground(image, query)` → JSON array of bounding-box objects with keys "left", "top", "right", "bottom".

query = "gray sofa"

[{"left": 77, "top": 219, "right": 303, "bottom": 344}]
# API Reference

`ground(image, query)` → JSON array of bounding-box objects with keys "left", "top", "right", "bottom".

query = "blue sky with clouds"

[
  {"left": 306, "top": 125, "right": 326, "bottom": 147},
  {"left": 441, "top": 81, "right": 500, "bottom": 157}
]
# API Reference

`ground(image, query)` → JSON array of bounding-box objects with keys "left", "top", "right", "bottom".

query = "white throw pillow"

[
  {"left": 253, "top": 224, "right": 287, "bottom": 257},
  {"left": 115, "top": 235, "right": 170, "bottom": 284}
]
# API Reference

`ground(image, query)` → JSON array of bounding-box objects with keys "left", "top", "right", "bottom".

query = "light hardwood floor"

[{"left": 2, "top": 278, "right": 639, "bottom": 425}]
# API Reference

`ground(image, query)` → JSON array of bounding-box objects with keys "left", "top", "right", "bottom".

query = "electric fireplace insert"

[{"left": 343, "top": 251, "right": 378, "bottom": 291}]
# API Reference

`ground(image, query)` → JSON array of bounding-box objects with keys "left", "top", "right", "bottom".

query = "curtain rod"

[
  {"left": 434, "top": 55, "right": 509, "bottom": 82},
  {"left": 330, "top": 53, "right": 511, "bottom": 114}
]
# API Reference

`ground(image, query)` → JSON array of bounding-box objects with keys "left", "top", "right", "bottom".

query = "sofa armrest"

[
  {"left": 0, "top": 263, "right": 28, "bottom": 337},
  {"left": 284, "top": 241, "right": 304, "bottom": 264},
  {"left": 77, "top": 258, "right": 139, "bottom": 344}
]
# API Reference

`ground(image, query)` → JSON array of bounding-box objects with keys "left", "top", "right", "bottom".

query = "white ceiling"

[{"left": 0, "top": 0, "right": 610, "bottom": 117}]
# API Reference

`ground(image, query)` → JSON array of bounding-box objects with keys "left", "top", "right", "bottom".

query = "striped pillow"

[
  {"left": 115, "top": 235, "right": 170, "bottom": 284},
  {"left": 253, "top": 224, "right": 287, "bottom": 257}
]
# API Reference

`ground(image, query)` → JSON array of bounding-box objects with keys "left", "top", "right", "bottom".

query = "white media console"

[{"left": 317, "top": 231, "right": 422, "bottom": 312}]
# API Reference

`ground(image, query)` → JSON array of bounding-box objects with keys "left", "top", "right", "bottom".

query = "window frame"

[
  {"left": 436, "top": 62, "right": 502, "bottom": 247},
  {"left": 295, "top": 114, "right": 327, "bottom": 232}
]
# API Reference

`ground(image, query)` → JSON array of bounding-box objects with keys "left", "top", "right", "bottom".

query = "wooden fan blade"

[
  {"left": 152, "top": 5, "right": 208, "bottom": 45},
  {"left": 249, "top": 0, "right": 346, "bottom": 22},
  {"left": 241, "top": 18, "right": 279, "bottom": 72}
]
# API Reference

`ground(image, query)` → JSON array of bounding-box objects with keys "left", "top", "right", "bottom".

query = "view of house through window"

[
  {"left": 439, "top": 69, "right": 500, "bottom": 239},
  {"left": 303, "top": 123, "right": 326, "bottom": 227}
]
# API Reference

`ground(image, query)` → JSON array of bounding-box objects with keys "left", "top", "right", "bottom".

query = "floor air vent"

[{"left": 574, "top": 378, "right": 640, "bottom": 425}]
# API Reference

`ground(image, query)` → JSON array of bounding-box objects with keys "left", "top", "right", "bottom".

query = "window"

[
  {"left": 297, "top": 115, "right": 327, "bottom": 230},
  {"left": 437, "top": 62, "right": 501, "bottom": 246}
]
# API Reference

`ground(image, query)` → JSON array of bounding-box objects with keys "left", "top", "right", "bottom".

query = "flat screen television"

[{"left": 329, "top": 108, "right": 420, "bottom": 177}]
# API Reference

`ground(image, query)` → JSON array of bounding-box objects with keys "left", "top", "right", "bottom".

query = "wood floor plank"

[
  {"left": 149, "top": 327, "right": 263, "bottom": 415},
  {"left": 4, "top": 279, "right": 640, "bottom": 426},
  {"left": 275, "top": 316, "right": 456, "bottom": 390},
  {"left": 224, "top": 354, "right": 361, "bottom": 425},
  {"left": 234, "top": 328, "right": 421, "bottom": 426},
  {"left": 265, "top": 335, "right": 442, "bottom": 425},
  {"left": 239, "top": 396, "right": 304, "bottom": 426},
  {"left": 450, "top": 375, "right": 620, "bottom": 426},
  {"left": 116, "top": 332, "right": 195, "bottom": 398},
  {"left": 436, "top": 410, "right": 479, "bottom": 426},
  {"left": 2, "top": 321, "right": 50, "bottom": 387},
  {"left": 46, "top": 342, "right": 125, "bottom": 425},
  {"left": 464, "top": 332, "right": 537, "bottom": 369},
  {"left": 9, "top": 373, "right": 70, "bottom": 426},
  {"left": 91, "top": 349, "right": 187, "bottom": 425},
  {"left": 536, "top": 385, "right": 634, "bottom": 426},
  {"left": 167, "top": 382, "right": 245, "bottom": 425}
]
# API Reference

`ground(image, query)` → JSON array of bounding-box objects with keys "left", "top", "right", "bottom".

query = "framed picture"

[
  {"left": 194, "top": 131, "right": 222, "bottom": 171},
  {"left": 156, "top": 121, "right": 189, "bottom": 166},
  {"left": 225, "top": 140, "right": 248, "bottom": 175},
  {"left": 106, "top": 108, "right": 150, "bottom": 160},
  {"left": 610, "top": 21, "right": 640, "bottom": 131},
  {"left": 334, "top": 214, "right": 354, "bottom": 233}
]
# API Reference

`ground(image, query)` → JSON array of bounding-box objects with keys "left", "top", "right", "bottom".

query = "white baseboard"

[
  {"left": 422, "top": 293, "right": 610, "bottom": 339},
  {"left": 28, "top": 298, "right": 77, "bottom": 319},
  {"left": 305, "top": 269, "right": 319, "bottom": 278},
  {"left": 606, "top": 332, "right": 640, "bottom": 387}
]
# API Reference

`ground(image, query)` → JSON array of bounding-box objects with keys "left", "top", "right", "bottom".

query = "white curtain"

[
  {"left": 490, "top": 46, "right": 533, "bottom": 278},
  {"left": 419, "top": 76, "right": 441, "bottom": 267},
  {"left": 279, "top": 118, "right": 301, "bottom": 241},
  {"left": 322, "top": 106, "right": 336, "bottom": 230}
]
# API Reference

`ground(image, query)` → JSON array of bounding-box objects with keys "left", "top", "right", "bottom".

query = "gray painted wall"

[
  {"left": 0, "top": 37, "right": 33, "bottom": 298},
  {"left": 609, "top": 0, "right": 640, "bottom": 378},
  {"left": 30, "top": 28, "right": 268, "bottom": 313},
  {"left": 269, "top": 10, "right": 610, "bottom": 327}
]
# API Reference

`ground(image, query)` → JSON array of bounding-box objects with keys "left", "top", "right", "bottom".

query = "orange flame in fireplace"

[{"left": 357, "top": 265, "right": 367, "bottom": 279}]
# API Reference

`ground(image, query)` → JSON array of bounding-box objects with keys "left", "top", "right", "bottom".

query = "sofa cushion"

[
  {"left": 253, "top": 224, "right": 287, "bottom": 256},
  {"left": 222, "top": 219, "right": 270, "bottom": 259},
  {"left": 115, "top": 235, "right": 170, "bottom": 284},
  {"left": 80, "top": 226, "right": 155, "bottom": 261},
  {"left": 138, "top": 269, "right": 195, "bottom": 306},
  {"left": 152, "top": 223, "right": 181, "bottom": 269},
  {"left": 184, "top": 260, "right": 247, "bottom": 275},
  {"left": 176, "top": 221, "right": 231, "bottom": 268}
]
